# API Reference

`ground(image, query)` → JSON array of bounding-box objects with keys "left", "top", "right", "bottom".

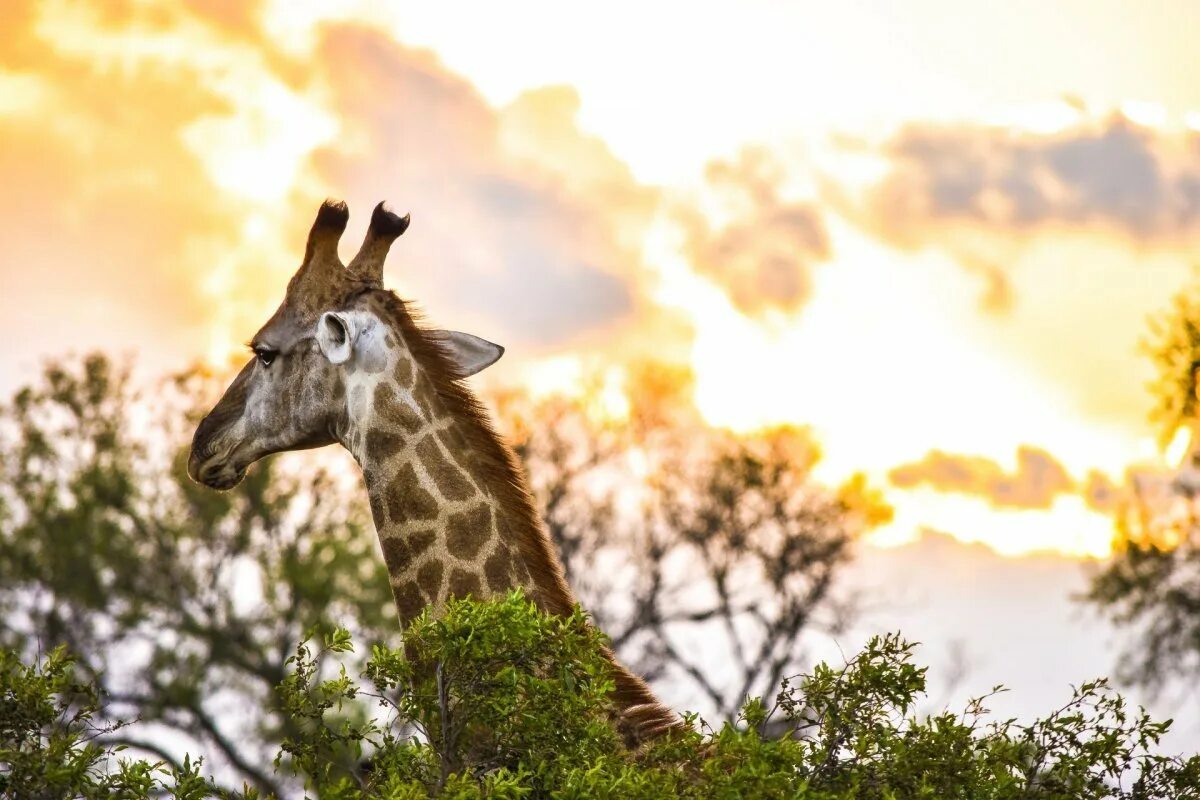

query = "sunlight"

[
  {"left": 520, "top": 357, "right": 631, "bottom": 425},
  {"left": 1165, "top": 423, "right": 1193, "bottom": 467},
  {"left": 8, "top": 0, "right": 1199, "bottom": 564},
  {"left": 871, "top": 489, "right": 1114, "bottom": 559},
  {"left": 642, "top": 209, "right": 1167, "bottom": 558},
  {"left": 0, "top": 70, "right": 49, "bottom": 115},
  {"left": 180, "top": 83, "right": 337, "bottom": 204}
]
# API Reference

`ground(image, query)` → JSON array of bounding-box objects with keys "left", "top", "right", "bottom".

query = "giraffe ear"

[
  {"left": 440, "top": 330, "right": 504, "bottom": 377},
  {"left": 316, "top": 311, "right": 358, "bottom": 364}
]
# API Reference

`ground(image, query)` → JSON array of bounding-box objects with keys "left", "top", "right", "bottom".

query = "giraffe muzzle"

[{"left": 187, "top": 447, "right": 247, "bottom": 490}]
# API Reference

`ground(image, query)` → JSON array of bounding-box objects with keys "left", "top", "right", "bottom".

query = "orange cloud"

[
  {"left": 889, "top": 446, "right": 1075, "bottom": 510},
  {"left": 677, "top": 148, "right": 830, "bottom": 316},
  {"left": 0, "top": 1, "right": 679, "bottom": 386},
  {"left": 0, "top": 0, "right": 345, "bottom": 381},
  {"left": 887, "top": 445, "right": 1140, "bottom": 518},
  {"left": 309, "top": 27, "right": 652, "bottom": 348},
  {"left": 856, "top": 114, "right": 1200, "bottom": 246}
]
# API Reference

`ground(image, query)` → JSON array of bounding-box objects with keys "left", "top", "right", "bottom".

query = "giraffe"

[{"left": 187, "top": 200, "right": 677, "bottom": 742}]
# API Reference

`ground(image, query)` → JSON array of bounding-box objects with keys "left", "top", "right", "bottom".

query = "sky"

[{"left": 4, "top": 0, "right": 1200, "bottom": 733}]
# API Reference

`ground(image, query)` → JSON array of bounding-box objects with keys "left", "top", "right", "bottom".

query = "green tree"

[
  {"left": 0, "top": 354, "right": 396, "bottom": 796},
  {"left": 0, "top": 352, "right": 883, "bottom": 793},
  {"left": 267, "top": 594, "right": 1200, "bottom": 799},
  {"left": 5, "top": 594, "right": 1199, "bottom": 798},
  {"left": 1085, "top": 278, "right": 1200, "bottom": 694},
  {"left": 0, "top": 645, "right": 212, "bottom": 799},
  {"left": 500, "top": 364, "right": 889, "bottom": 720}
]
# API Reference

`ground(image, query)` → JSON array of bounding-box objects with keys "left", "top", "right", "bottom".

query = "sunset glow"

[{"left": 5, "top": 0, "right": 1200, "bottom": 561}]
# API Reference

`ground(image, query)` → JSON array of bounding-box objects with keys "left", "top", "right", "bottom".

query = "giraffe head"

[{"left": 188, "top": 200, "right": 504, "bottom": 489}]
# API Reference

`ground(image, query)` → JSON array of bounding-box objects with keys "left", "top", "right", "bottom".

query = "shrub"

[
  {"left": 0, "top": 646, "right": 210, "bottom": 799},
  {"left": 4, "top": 593, "right": 1199, "bottom": 799},
  {"left": 274, "top": 593, "right": 1200, "bottom": 799}
]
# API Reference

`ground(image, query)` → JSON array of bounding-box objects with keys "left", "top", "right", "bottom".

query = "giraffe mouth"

[{"left": 187, "top": 448, "right": 248, "bottom": 490}]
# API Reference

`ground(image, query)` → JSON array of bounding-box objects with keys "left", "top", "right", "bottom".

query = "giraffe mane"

[
  {"left": 371, "top": 289, "right": 679, "bottom": 742},
  {"left": 372, "top": 290, "right": 577, "bottom": 616}
]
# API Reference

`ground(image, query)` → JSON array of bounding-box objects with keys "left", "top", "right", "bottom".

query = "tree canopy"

[
  {"left": 5, "top": 593, "right": 1198, "bottom": 799},
  {"left": 0, "top": 354, "right": 875, "bottom": 793},
  {"left": 1085, "top": 276, "right": 1200, "bottom": 695}
]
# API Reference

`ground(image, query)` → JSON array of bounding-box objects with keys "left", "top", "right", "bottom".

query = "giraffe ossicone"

[{"left": 188, "top": 199, "right": 677, "bottom": 742}]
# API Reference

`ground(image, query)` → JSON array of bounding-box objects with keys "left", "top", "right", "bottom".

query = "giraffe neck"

[
  {"left": 334, "top": 294, "right": 678, "bottom": 741},
  {"left": 336, "top": 303, "right": 568, "bottom": 626}
]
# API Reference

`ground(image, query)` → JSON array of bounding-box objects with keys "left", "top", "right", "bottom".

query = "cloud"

[
  {"left": 678, "top": 148, "right": 831, "bottom": 316},
  {"left": 312, "top": 28, "right": 644, "bottom": 347},
  {"left": 958, "top": 254, "right": 1014, "bottom": 315},
  {"left": 0, "top": 0, "right": 674, "bottom": 388},
  {"left": 888, "top": 446, "right": 1141, "bottom": 517},
  {"left": 889, "top": 446, "right": 1075, "bottom": 510},
  {"left": 0, "top": 0, "right": 287, "bottom": 383},
  {"left": 1082, "top": 470, "right": 1125, "bottom": 514},
  {"left": 0, "top": 0, "right": 855, "bottom": 385},
  {"left": 860, "top": 114, "right": 1200, "bottom": 245}
]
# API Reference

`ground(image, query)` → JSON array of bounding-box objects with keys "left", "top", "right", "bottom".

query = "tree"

[
  {"left": 1085, "top": 279, "right": 1200, "bottom": 695},
  {"left": 0, "top": 354, "right": 396, "bottom": 796},
  {"left": 498, "top": 363, "right": 890, "bottom": 720},
  {"left": 6, "top": 594, "right": 1199, "bottom": 799},
  {"left": 0, "top": 645, "right": 211, "bottom": 799},
  {"left": 0, "top": 353, "right": 883, "bottom": 791}
]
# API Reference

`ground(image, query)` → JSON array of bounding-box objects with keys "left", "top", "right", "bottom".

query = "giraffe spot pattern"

[
  {"left": 335, "top": 305, "right": 536, "bottom": 624},
  {"left": 416, "top": 435, "right": 475, "bottom": 501},
  {"left": 367, "top": 428, "right": 405, "bottom": 466},
  {"left": 446, "top": 504, "right": 493, "bottom": 560},
  {"left": 484, "top": 547, "right": 515, "bottom": 593},
  {"left": 417, "top": 559, "right": 444, "bottom": 599},
  {"left": 493, "top": 515, "right": 531, "bottom": 584},
  {"left": 396, "top": 401, "right": 424, "bottom": 433},
  {"left": 385, "top": 463, "right": 439, "bottom": 523},
  {"left": 368, "top": 491, "right": 387, "bottom": 529},
  {"left": 394, "top": 355, "right": 414, "bottom": 388},
  {"left": 379, "top": 535, "right": 411, "bottom": 572},
  {"left": 393, "top": 580, "right": 425, "bottom": 620},
  {"left": 408, "top": 528, "right": 437, "bottom": 558},
  {"left": 437, "top": 428, "right": 476, "bottom": 476},
  {"left": 447, "top": 568, "right": 482, "bottom": 600},
  {"left": 374, "top": 382, "right": 424, "bottom": 434}
]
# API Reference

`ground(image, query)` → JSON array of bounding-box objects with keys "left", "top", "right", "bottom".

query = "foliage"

[
  {"left": 1084, "top": 511, "right": 1200, "bottom": 693},
  {"left": 499, "top": 363, "right": 890, "bottom": 720},
  {"left": 1144, "top": 277, "right": 1200, "bottom": 448},
  {"left": 0, "top": 645, "right": 213, "bottom": 799},
  {"left": 0, "top": 352, "right": 881, "bottom": 793},
  {"left": 1086, "top": 277, "right": 1200, "bottom": 692},
  {"left": 0, "top": 354, "right": 396, "bottom": 796},
  {"left": 5, "top": 594, "right": 1199, "bottom": 799}
]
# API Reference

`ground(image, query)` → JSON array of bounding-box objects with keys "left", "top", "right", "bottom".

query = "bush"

[
  {"left": 0, "top": 646, "right": 210, "bottom": 799},
  {"left": 3, "top": 593, "right": 1199, "bottom": 799}
]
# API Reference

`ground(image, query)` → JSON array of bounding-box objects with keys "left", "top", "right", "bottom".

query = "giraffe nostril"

[{"left": 187, "top": 451, "right": 203, "bottom": 482}]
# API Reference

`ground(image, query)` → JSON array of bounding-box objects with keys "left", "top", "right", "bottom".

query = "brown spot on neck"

[
  {"left": 344, "top": 289, "right": 678, "bottom": 742},
  {"left": 367, "top": 291, "right": 577, "bottom": 616}
]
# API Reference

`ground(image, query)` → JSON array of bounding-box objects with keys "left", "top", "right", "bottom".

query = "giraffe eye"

[{"left": 254, "top": 347, "right": 277, "bottom": 367}]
